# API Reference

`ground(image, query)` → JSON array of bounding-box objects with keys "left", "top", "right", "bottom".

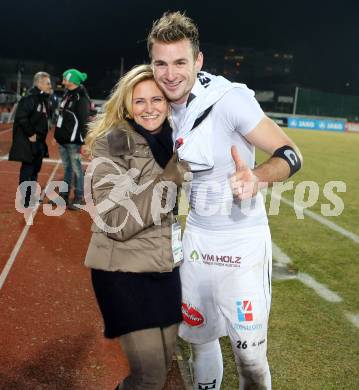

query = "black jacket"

[
  {"left": 54, "top": 85, "right": 90, "bottom": 145},
  {"left": 8, "top": 87, "right": 50, "bottom": 163}
]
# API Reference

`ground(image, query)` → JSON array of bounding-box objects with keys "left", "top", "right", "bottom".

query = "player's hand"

[
  {"left": 230, "top": 145, "right": 259, "bottom": 200},
  {"left": 160, "top": 153, "right": 191, "bottom": 186},
  {"left": 28, "top": 134, "right": 36, "bottom": 142}
]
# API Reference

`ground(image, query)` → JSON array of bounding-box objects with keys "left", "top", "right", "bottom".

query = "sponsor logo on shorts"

[
  {"left": 182, "top": 303, "right": 205, "bottom": 327},
  {"left": 198, "top": 379, "right": 216, "bottom": 389},
  {"left": 234, "top": 323, "right": 263, "bottom": 331},
  {"left": 237, "top": 339, "right": 266, "bottom": 349},
  {"left": 188, "top": 249, "right": 241, "bottom": 268},
  {"left": 234, "top": 300, "right": 263, "bottom": 331},
  {"left": 251, "top": 339, "right": 266, "bottom": 347},
  {"left": 202, "top": 253, "right": 241, "bottom": 267},
  {"left": 236, "top": 300, "right": 253, "bottom": 322}
]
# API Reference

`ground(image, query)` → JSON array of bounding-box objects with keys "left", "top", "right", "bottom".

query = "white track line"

[
  {"left": 43, "top": 158, "right": 62, "bottom": 164},
  {"left": 0, "top": 170, "right": 50, "bottom": 176},
  {"left": 271, "top": 243, "right": 292, "bottom": 266},
  {"left": 0, "top": 128, "right": 12, "bottom": 135},
  {"left": 42, "top": 158, "right": 90, "bottom": 166},
  {"left": 272, "top": 242, "right": 359, "bottom": 328},
  {"left": 0, "top": 155, "right": 89, "bottom": 166},
  {"left": 344, "top": 313, "right": 359, "bottom": 329},
  {"left": 296, "top": 272, "right": 342, "bottom": 303},
  {"left": 272, "top": 242, "right": 342, "bottom": 303},
  {"left": 276, "top": 194, "right": 359, "bottom": 245},
  {"left": 0, "top": 162, "right": 59, "bottom": 290},
  {"left": 0, "top": 155, "right": 61, "bottom": 163}
]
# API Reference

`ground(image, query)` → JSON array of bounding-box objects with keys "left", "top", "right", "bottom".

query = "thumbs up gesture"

[{"left": 230, "top": 145, "right": 259, "bottom": 200}]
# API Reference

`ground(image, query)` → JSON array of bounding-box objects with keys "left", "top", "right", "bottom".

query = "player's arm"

[
  {"left": 231, "top": 116, "right": 303, "bottom": 199},
  {"left": 244, "top": 116, "right": 303, "bottom": 184},
  {"left": 224, "top": 88, "right": 302, "bottom": 199}
]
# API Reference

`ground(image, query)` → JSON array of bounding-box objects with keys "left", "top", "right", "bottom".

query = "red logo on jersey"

[{"left": 181, "top": 303, "right": 204, "bottom": 327}]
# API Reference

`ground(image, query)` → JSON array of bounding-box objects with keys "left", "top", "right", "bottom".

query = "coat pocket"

[{"left": 84, "top": 232, "right": 114, "bottom": 270}]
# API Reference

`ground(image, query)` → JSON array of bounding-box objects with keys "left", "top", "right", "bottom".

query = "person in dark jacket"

[
  {"left": 9, "top": 71, "right": 52, "bottom": 208},
  {"left": 54, "top": 68, "right": 90, "bottom": 209}
]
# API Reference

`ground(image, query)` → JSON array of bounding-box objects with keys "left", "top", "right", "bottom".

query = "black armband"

[{"left": 272, "top": 145, "right": 301, "bottom": 177}]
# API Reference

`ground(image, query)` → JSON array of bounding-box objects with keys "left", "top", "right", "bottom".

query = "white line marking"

[
  {"left": 277, "top": 194, "right": 359, "bottom": 245},
  {"left": 0, "top": 128, "right": 12, "bottom": 135},
  {"left": 41, "top": 158, "right": 90, "bottom": 165},
  {"left": 297, "top": 272, "right": 342, "bottom": 303},
  {"left": 0, "top": 156, "right": 62, "bottom": 163},
  {"left": 272, "top": 242, "right": 343, "bottom": 303},
  {"left": 345, "top": 312, "right": 359, "bottom": 329},
  {"left": 40, "top": 158, "right": 62, "bottom": 164},
  {"left": 272, "top": 264, "right": 297, "bottom": 281},
  {"left": 272, "top": 242, "right": 292, "bottom": 266},
  {"left": 0, "top": 170, "right": 50, "bottom": 176},
  {"left": 0, "top": 155, "right": 89, "bottom": 165},
  {"left": 0, "top": 163, "right": 59, "bottom": 290},
  {"left": 41, "top": 157, "right": 90, "bottom": 166}
]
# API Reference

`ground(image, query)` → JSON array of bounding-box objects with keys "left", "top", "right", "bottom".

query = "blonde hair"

[
  {"left": 147, "top": 11, "right": 200, "bottom": 60},
  {"left": 85, "top": 64, "right": 153, "bottom": 153}
]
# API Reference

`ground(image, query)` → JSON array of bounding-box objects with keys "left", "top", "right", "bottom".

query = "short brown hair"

[{"left": 147, "top": 11, "right": 200, "bottom": 59}]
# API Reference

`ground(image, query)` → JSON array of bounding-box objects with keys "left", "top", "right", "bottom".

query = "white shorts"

[{"left": 179, "top": 224, "right": 272, "bottom": 350}]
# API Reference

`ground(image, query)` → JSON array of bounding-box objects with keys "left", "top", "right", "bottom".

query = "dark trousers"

[{"left": 19, "top": 142, "right": 44, "bottom": 207}]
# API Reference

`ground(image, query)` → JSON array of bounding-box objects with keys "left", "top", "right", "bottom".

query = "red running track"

[{"left": 0, "top": 128, "right": 185, "bottom": 389}]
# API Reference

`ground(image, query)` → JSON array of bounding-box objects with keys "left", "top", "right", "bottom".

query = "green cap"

[{"left": 63, "top": 69, "right": 87, "bottom": 85}]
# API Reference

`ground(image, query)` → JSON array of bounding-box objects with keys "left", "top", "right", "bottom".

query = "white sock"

[
  {"left": 238, "top": 358, "right": 271, "bottom": 390},
  {"left": 192, "top": 340, "right": 223, "bottom": 390},
  {"left": 232, "top": 346, "right": 271, "bottom": 390}
]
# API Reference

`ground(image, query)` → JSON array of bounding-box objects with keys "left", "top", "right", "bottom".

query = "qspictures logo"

[
  {"left": 15, "top": 156, "right": 178, "bottom": 229},
  {"left": 14, "top": 156, "right": 347, "bottom": 227}
]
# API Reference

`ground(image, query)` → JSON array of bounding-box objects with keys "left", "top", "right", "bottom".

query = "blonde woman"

[{"left": 85, "top": 65, "right": 189, "bottom": 390}]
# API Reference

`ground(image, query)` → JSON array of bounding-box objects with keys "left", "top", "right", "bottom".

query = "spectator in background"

[
  {"left": 54, "top": 68, "right": 90, "bottom": 210},
  {"left": 48, "top": 88, "right": 59, "bottom": 126},
  {"left": 9, "top": 71, "right": 51, "bottom": 208}
]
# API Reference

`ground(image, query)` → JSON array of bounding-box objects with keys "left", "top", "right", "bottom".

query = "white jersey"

[{"left": 171, "top": 87, "right": 268, "bottom": 231}]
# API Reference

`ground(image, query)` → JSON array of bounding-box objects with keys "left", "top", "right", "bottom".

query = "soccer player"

[{"left": 147, "top": 12, "right": 303, "bottom": 390}]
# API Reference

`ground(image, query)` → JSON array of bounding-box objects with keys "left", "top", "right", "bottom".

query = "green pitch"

[{"left": 180, "top": 129, "right": 359, "bottom": 389}]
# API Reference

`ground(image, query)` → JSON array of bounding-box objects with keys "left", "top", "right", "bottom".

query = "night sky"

[{"left": 1, "top": 0, "right": 358, "bottom": 95}]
